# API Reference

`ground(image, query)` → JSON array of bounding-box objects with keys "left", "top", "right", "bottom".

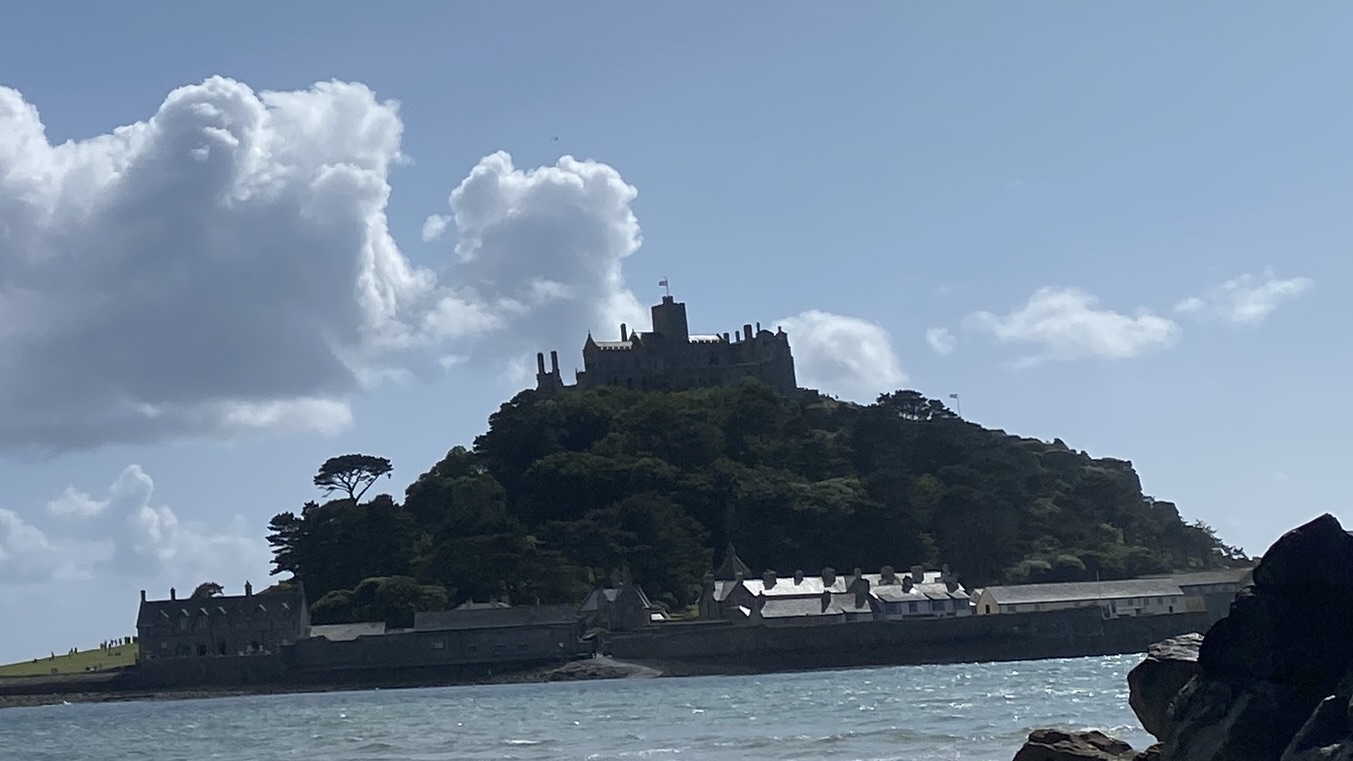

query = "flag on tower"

[
  {"left": 658, "top": 278, "right": 668, "bottom": 287},
  {"left": 948, "top": 393, "right": 959, "bottom": 399}
]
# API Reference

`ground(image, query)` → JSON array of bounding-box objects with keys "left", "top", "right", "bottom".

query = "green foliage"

[
  {"left": 190, "top": 582, "right": 224, "bottom": 599},
  {"left": 310, "top": 576, "right": 449, "bottom": 628},
  {"left": 267, "top": 384, "right": 1245, "bottom": 609},
  {"left": 313, "top": 454, "right": 394, "bottom": 502}
]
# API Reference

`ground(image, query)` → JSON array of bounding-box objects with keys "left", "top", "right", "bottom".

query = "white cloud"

[
  {"left": 421, "top": 213, "right": 450, "bottom": 242},
  {"left": 0, "top": 77, "right": 895, "bottom": 451},
  {"left": 0, "top": 78, "right": 648, "bottom": 452},
  {"left": 6, "top": 465, "right": 267, "bottom": 586},
  {"left": 46, "top": 488, "right": 106, "bottom": 518},
  {"left": 1174, "top": 269, "right": 1312, "bottom": 325},
  {"left": 968, "top": 286, "right": 1179, "bottom": 366},
  {"left": 777, "top": 310, "right": 906, "bottom": 402},
  {"left": 0, "top": 508, "right": 66, "bottom": 580},
  {"left": 925, "top": 327, "right": 957, "bottom": 355}
]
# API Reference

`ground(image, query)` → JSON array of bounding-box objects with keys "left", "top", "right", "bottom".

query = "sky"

[{"left": 0, "top": 3, "right": 1348, "bottom": 663}]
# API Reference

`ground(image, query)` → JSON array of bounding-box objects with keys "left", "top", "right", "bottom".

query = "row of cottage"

[
  {"left": 696, "top": 545, "right": 1252, "bottom": 626},
  {"left": 133, "top": 547, "right": 1252, "bottom": 663}
]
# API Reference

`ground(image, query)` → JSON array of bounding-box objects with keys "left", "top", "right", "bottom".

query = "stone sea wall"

[{"left": 607, "top": 607, "right": 1211, "bottom": 672}]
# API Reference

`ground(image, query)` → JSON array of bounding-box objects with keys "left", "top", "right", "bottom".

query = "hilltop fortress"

[{"left": 535, "top": 293, "right": 798, "bottom": 395}]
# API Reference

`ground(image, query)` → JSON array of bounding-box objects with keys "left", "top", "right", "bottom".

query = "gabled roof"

[
  {"left": 137, "top": 587, "right": 307, "bottom": 628},
  {"left": 871, "top": 581, "right": 970, "bottom": 603},
  {"left": 712, "top": 544, "right": 752, "bottom": 581},
  {"left": 579, "top": 585, "right": 654, "bottom": 612},
  {"left": 982, "top": 579, "right": 1185, "bottom": 605}
]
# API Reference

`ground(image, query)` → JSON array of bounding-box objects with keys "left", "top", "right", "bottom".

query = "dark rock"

[
  {"left": 1159, "top": 514, "right": 1353, "bottom": 761},
  {"left": 1129, "top": 633, "right": 1203, "bottom": 741},
  {"left": 1162, "top": 678, "right": 1313, "bottom": 761},
  {"left": 1133, "top": 744, "right": 1162, "bottom": 761},
  {"left": 1280, "top": 694, "right": 1353, "bottom": 760},
  {"left": 1251, "top": 514, "right": 1353, "bottom": 592},
  {"left": 1011, "top": 729, "right": 1137, "bottom": 761}
]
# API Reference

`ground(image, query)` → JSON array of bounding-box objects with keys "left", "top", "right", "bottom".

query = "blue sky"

[{"left": 0, "top": 3, "right": 1347, "bottom": 662}]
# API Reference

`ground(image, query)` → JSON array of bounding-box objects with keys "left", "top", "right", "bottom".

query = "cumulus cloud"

[
  {"left": 0, "top": 78, "right": 649, "bottom": 452},
  {"left": 925, "top": 327, "right": 957, "bottom": 355},
  {"left": 967, "top": 286, "right": 1179, "bottom": 366},
  {"left": 3, "top": 465, "right": 267, "bottom": 585},
  {"left": 777, "top": 311, "right": 906, "bottom": 401},
  {"left": 1174, "top": 269, "right": 1312, "bottom": 325},
  {"left": 0, "top": 509, "right": 70, "bottom": 581},
  {"left": 421, "top": 214, "right": 450, "bottom": 242},
  {"left": 0, "top": 76, "right": 901, "bottom": 451}
]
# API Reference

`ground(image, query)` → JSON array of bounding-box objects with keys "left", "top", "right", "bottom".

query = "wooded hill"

[{"left": 267, "top": 382, "right": 1247, "bottom": 625}]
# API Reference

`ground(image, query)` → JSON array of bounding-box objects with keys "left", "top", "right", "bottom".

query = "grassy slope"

[{"left": 0, "top": 645, "right": 138, "bottom": 678}]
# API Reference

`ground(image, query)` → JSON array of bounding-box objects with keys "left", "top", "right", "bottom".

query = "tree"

[
  {"left": 314, "top": 454, "right": 394, "bottom": 502},
  {"left": 191, "top": 581, "right": 224, "bottom": 599},
  {"left": 266, "top": 511, "right": 304, "bottom": 577}
]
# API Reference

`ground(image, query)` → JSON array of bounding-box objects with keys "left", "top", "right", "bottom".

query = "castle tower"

[{"left": 650, "top": 295, "right": 689, "bottom": 342}]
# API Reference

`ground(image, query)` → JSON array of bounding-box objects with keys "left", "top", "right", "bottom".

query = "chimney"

[
  {"left": 620, "top": 323, "right": 628, "bottom": 341},
  {"left": 902, "top": 576, "right": 914, "bottom": 592},
  {"left": 822, "top": 567, "right": 836, "bottom": 587},
  {"left": 820, "top": 589, "right": 832, "bottom": 613},
  {"left": 756, "top": 322, "right": 761, "bottom": 333},
  {"left": 743, "top": 324, "right": 753, "bottom": 342},
  {"left": 139, "top": 589, "right": 147, "bottom": 603},
  {"left": 793, "top": 570, "right": 805, "bottom": 585},
  {"left": 550, "top": 351, "right": 559, "bottom": 374},
  {"left": 722, "top": 332, "right": 730, "bottom": 342},
  {"left": 169, "top": 587, "right": 177, "bottom": 601},
  {"left": 536, "top": 352, "right": 546, "bottom": 375},
  {"left": 762, "top": 570, "right": 777, "bottom": 590},
  {"left": 911, "top": 564, "right": 926, "bottom": 584},
  {"left": 245, "top": 581, "right": 253, "bottom": 597},
  {"left": 881, "top": 565, "right": 895, "bottom": 584}
]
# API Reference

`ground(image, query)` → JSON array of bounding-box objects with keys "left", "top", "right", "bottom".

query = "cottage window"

[
  {"left": 930, "top": 600, "right": 946, "bottom": 612},
  {"left": 908, "top": 602, "right": 918, "bottom": 613}
]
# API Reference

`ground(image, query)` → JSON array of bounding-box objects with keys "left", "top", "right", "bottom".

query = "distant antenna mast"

[{"left": 659, "top": 277, "right": 671, "bottom": 297}]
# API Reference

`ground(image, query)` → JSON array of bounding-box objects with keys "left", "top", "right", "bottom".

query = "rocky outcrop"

[
  {"left": 1161, "top": 513, "right": 1353, "bottom": 761},
  {"left": 1011, "top": 729, "right": 1139, "bottom": 761},
  {"left": 1128, "top": 633, "right": 1203, "bottom": 741},
  {"left": 1012, "top": 513, "right": 1353, "bottom": 761}
]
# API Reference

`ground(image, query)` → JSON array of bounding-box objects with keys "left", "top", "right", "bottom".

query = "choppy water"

[{"left": 0, "top": 655, "right": 1151, "bottom": 761}]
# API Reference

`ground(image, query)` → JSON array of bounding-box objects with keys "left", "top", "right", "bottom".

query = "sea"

[{"left": 0, "top": 655, "right": 1152, "bottom": 761}]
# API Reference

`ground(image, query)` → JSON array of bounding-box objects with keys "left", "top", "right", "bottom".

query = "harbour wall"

[{"left": 605, "top": 609, "right": 1212, "bottom": 672}]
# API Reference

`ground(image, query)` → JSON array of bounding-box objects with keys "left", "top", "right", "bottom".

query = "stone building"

[
  {"left": 536, "top": 293, "right": 797, "bottom": 395},
  {"left": 578, "top": 582, "right": 661, "bottom": 632},
  {"left": 136, "top": 582, "right": 310, "bottom": 660}
]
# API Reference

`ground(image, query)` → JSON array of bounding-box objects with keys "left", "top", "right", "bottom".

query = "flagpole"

[{"left": 949, "top": 393, "right": 962, "bottom": 418}]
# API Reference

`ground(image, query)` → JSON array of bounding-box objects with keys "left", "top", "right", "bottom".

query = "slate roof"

[
  {"left": 309, "top": 622, "right": 387, "bottom": 641},
  {"left": 137, "top": 588, "right": 307, "bottom": 628},
  {"left": 413, "top": 604, "right": 578, "bottom": 632},
  {"left": 1164, "top": 569, "right": 1254, "bottom": 587},
  {"left": 715, "top": 569, "right": 967, "bottom": 602},
  {"left": 871, "top": 581, "right": 971, "bottom": 603},
  {"left": 758, "top": 593, "right": 874, "bottom": 619},
  {"left": 982, "top": 579, "right": 1185, "bottom": 605},
  {"left": 578, "top": 585, "right": 654, "bottom": 613}
]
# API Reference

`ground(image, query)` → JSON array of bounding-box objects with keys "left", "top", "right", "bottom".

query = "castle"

[{"left": 535, "top": 292, "right": 797, "bottom": 395}]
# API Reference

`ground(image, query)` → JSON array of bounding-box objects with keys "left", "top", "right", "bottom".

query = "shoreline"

[{"left": 0, "top": 656, "right": 670, "bottom": 711}]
